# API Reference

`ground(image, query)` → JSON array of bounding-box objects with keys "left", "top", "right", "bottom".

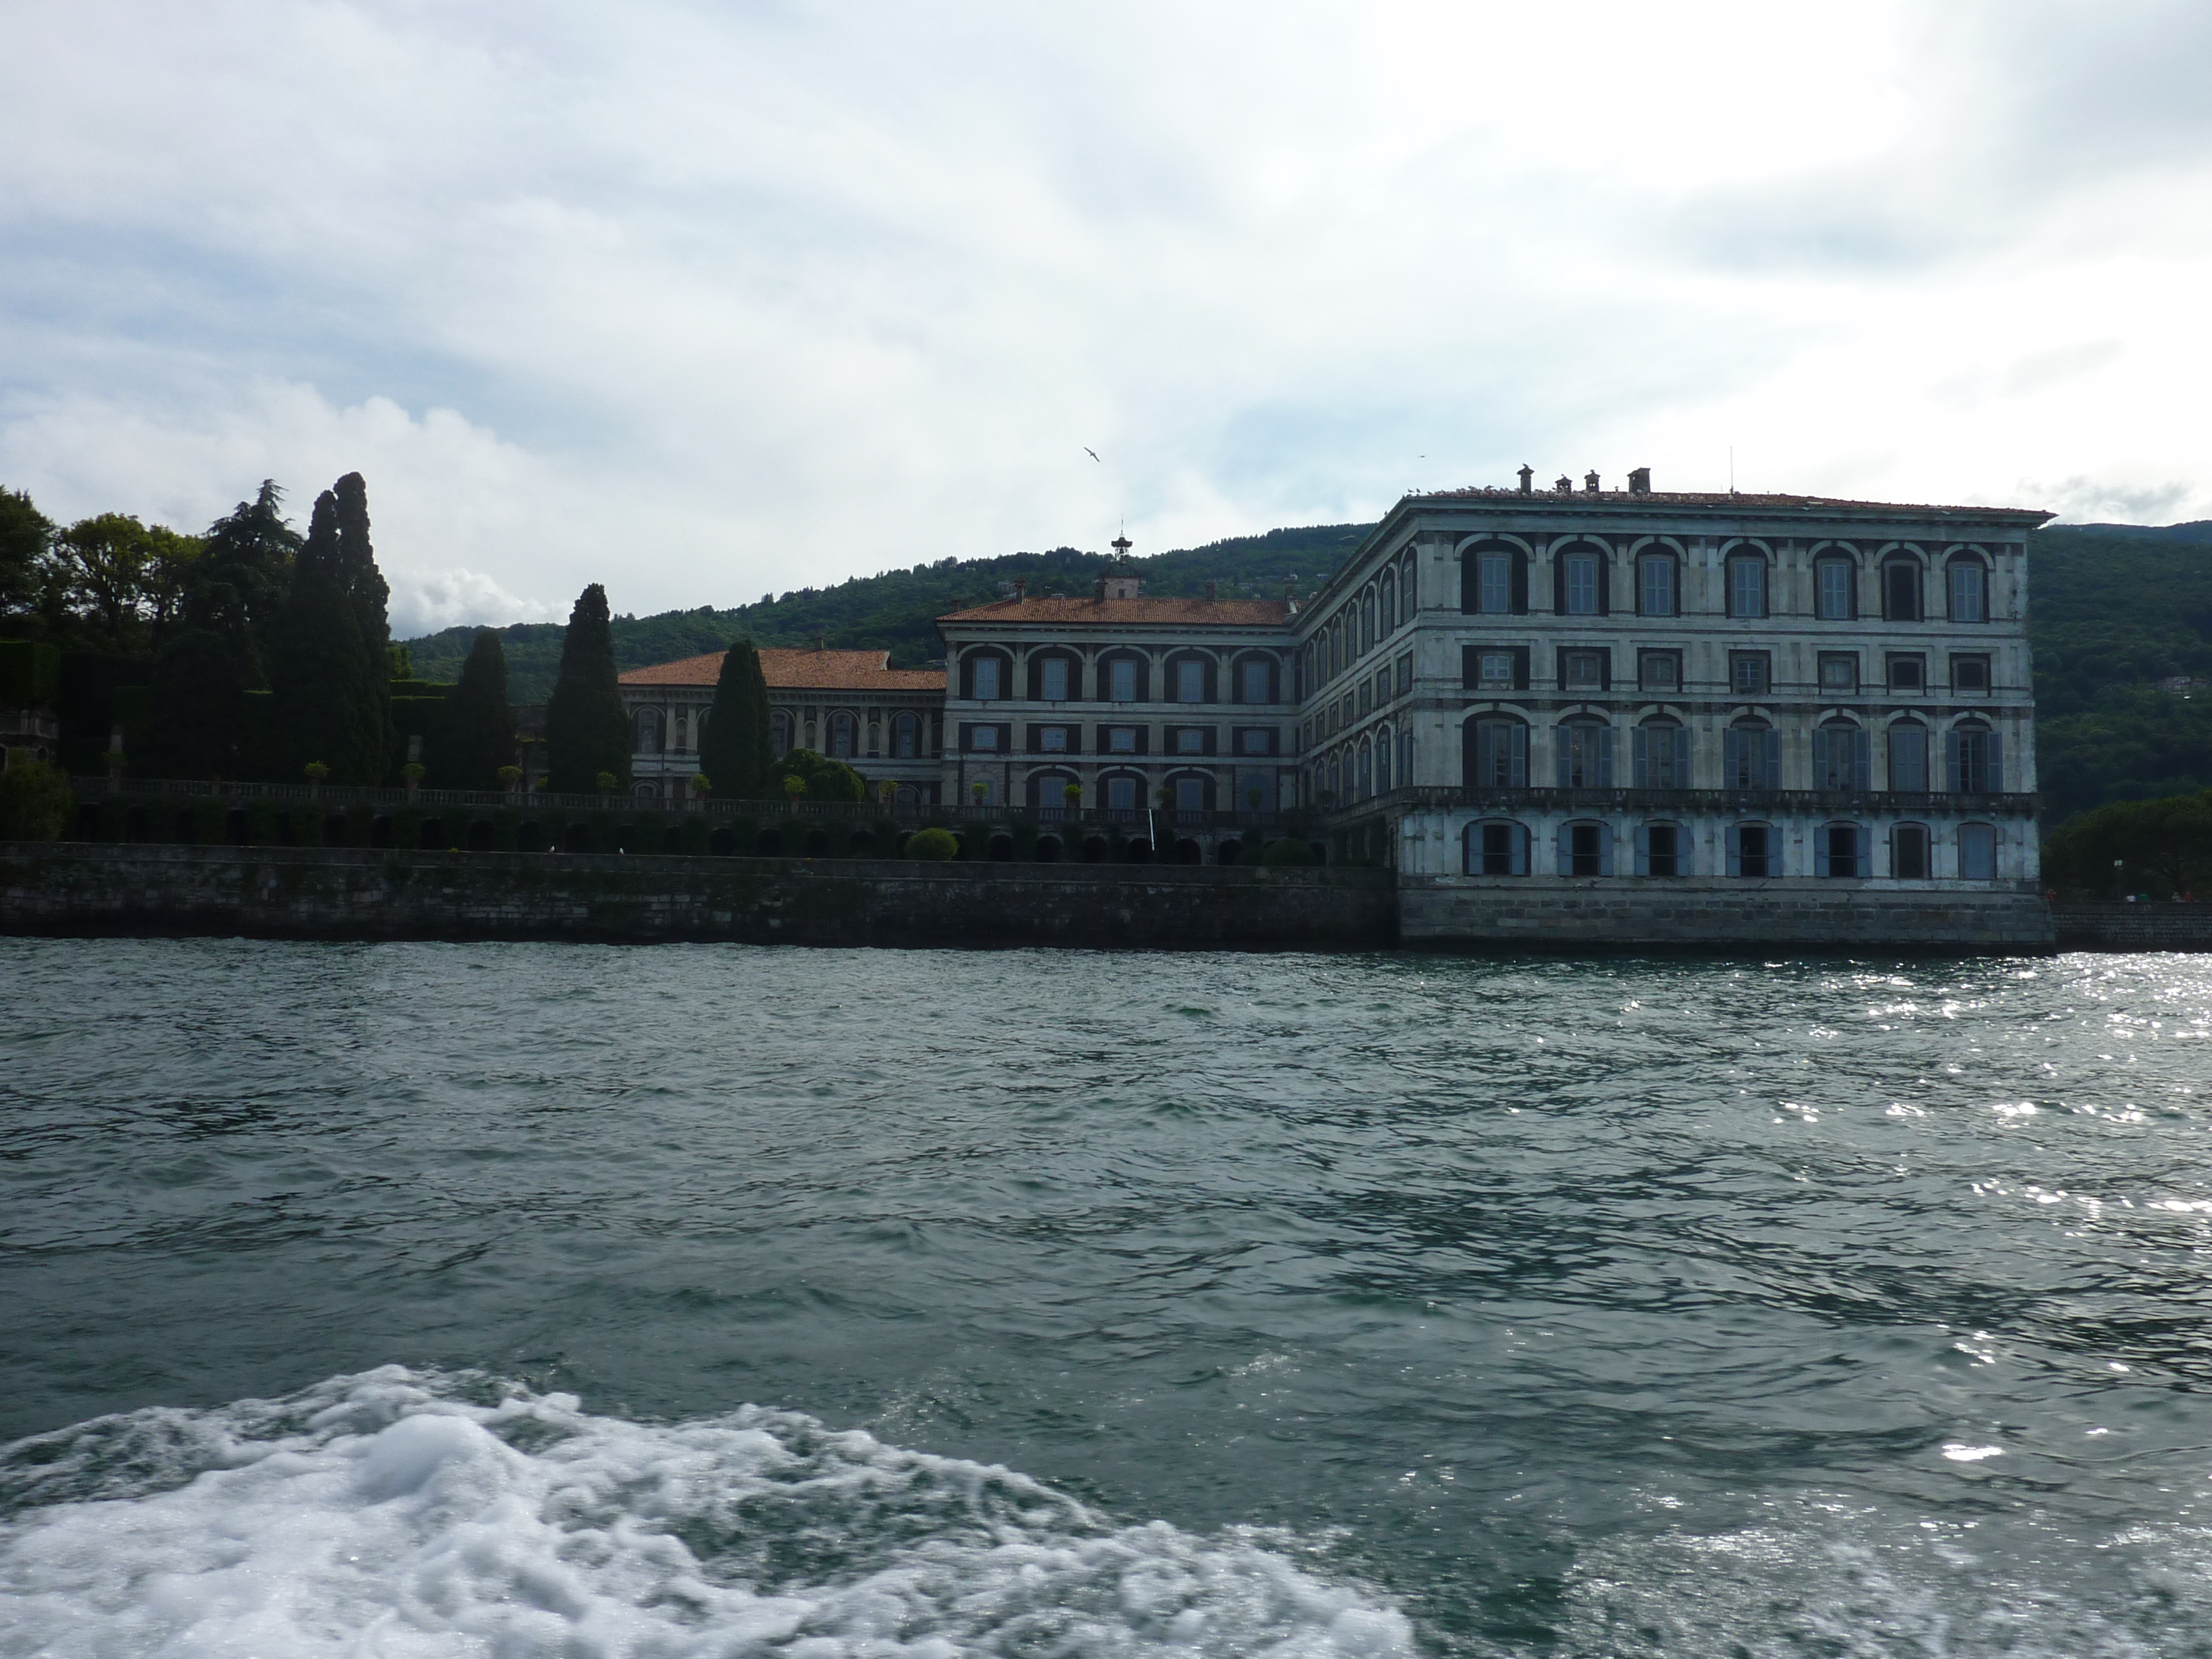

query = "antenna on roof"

[{"left": 1729, "top": 444, "right": 1736, "bottom": 495}]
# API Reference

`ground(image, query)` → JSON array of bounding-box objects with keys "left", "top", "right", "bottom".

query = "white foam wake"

[{"left": 0, "top": 1367, "right": 1412, "bottom": 1658}]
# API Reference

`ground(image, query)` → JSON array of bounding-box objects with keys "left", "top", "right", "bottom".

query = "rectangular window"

[
  {"left": 1357, "top": 682, "right": 1372, "bottom": 717},
  {"left": 1948, "top": 727, "right": 2000, "bottom": 793},
  {"left": 1639, "top": 651, "right": 1680, "bottom": 692},
  {"left": 1951, "top": 655, "right": 1991, "bottom": 693},
  {"left": 1238, "top": 728, "right": 1270, "bottom": 756},
  {"left": 1567, "top": 822, "right": 1605, "bottom": 876},
  {"left": 1175, "top": 777, "right": 1206, "bottom": 813},
  {"left": 1730, "top": 652, "right": 1770, "bottom": 695},
  {"left": 971, "top": 657, "right": 1000, "bottom": 700},
  {"left": 1110, "top": 659, "right": 1137, "bottom": 703},
  {"left": 1888, "top": 725, "right": 1928, "bottom": 792},
  {"left": 1107, "top": 726, "right": 1138, "bottom": 754},
  {"left": 1723, "top": 727, "right": 1781, "bottom": 790},
  {"left": 1474, "top": 722, "right": 1527, "bottom": 787},
  {"left": 1960, "top": 822, "right": 1997, "bottom": 879},
  {"left": 1638, "top": 556, "right": 1675, "bottom": 617},
  {"left": 1557, "top": 724, "right": 1613, "bottom": 788},
  {"left": 1107, "top": 776, "right": 1136, "bottom": 810},
  {"left": 1478, "top": 552, "right": 1513, "bottom": 614},
  {"left": 1176, "top": 660, "right": 1205, "bottom": 703},
  {"left": 1644, "top": 823, "right": 1680, "bottom": 877},
  {"left": 1396, "top": 653, "right": 1413, "bottom": 696},
  {"left": 1729, "top": 558, "right": 1766, "bottom": 618},
  {"left": 1563, "top": 554, "right": 1600, "bottom": 615},
  {"left": 969, "top": 725, "right": 1000, "bottom": 751},
  {"left": 1478, "top": 651, "right": 1514, "bottom": 689},
  {"left": 1819, "top": 824, "right": 1865, "bottom": 879},
  {"left": 1633, "top": 725, "right": 1691, "bottom": 789},
  {"left": 1562, "top": 649, "right": 1606, "bottom": 690},
  {"left": 1041, "top": 726, "right": 1068, "bottom": 752},
  {"left": 1175, "top": 728, "right": 1206, "bottom": 754},
  {"left": 1476, "top": 821, "right": 1522, "bottom": 876},
  {"left": 1949, "top": 561, "right": 1987, "bottom": 623},
  {"left": 1241, "top": 660, "right": 1270, "bottom": 703},
  {"left": 1040, "top": 657, "right": 1069, "bottom": 702},
  {"left": 1734, "top": 824, "right": 1772, "bottom": 878},
  {"left": 1817, "top": 560, "right": 1854, "bottom": 620},
  {"left": 1818, "top": 653, "right": 1858, "bottom": 694},
  {"left": 1888, "top": 655, "right": 1925, "bottom": 692},
  {"left": 1893, "top": 823, "right": 1930, "bottom": 879},
  {"left": 1885, "top": 562, "right": 1921, "bottom": 621},
  {"left": 1812, "top": 726, "right": 1871, "bottom": 790}
]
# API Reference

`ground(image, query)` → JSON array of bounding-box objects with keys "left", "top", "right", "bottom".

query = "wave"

[{"left": 0, "top": 1367, "right": 1412, "bottom": 1657}]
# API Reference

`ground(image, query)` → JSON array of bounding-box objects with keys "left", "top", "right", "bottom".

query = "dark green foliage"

[
  {"left": 773, "top": 747, "right": 866, "bottom": 803},
  {"left": 1261, "top": 836, "right": 1319, "bottom": 866},
  {"left": 2044, "top": 789, "right": 2212, "bottom": 898},
  {"left": 904, "top": 826, "right": 957, "bottom": 860},
  {"left": 392, "top": 807, "right": 422, "bottom": 850},
  {"left": 287, "top": 803, "right": 324, "bottom": 847},
  {"left": 142, "top": 629, "right": 252, "bottom": 780},
  {"left": 678, "top": 814, "right": 709, "bottom": 856},
  {"left": 267, "top": 489, "right": 387, "bottom": 784},
  {"left": 0, "top": 488, "right": 54, "bottom": 618},
  {"left": 0, "top": 753, "right": 75, "bottom": 839},
  {"left": 427, "top": 630, "right": 517, "bottom": 789},
  {"left": 0, "top": 639, "right": 60, "bottom": 709},
  {"left": 244, "top": 801, "right": 279, "bottom": 845},
  {"left": 546, "top": 585, "right": 631, "bottom": 794},
  {"left": 399, "top": 523, "right": 1369, "bottom": 699},
  {"left": 190, "top": 482, "right": 300, "bottom": 680},
  {"left": 192, "top": 799, "right": 228, "bottom": 846},
  {"left": 699, "top": 640, "right": 774, "bottom": 797},
  {"left": 332, "top": 474, "right": 392, "bottom": 749}
]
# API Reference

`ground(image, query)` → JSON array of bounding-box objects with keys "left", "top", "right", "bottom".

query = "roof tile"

[{"left": 619, "top": 648, "right": 945, "bottom": 691}]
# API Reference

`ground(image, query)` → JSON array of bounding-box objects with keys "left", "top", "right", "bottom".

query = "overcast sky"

[{"left": 4, "top": 1, "right": 2208, "bottom": 635}]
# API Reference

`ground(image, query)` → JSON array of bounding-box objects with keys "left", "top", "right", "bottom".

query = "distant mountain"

[
  {"left": 398, "top": 515, "right": 2212, "bottom": 827},
  {"left": 398, "top": 522, "right": 1367, "bottom": 702}
]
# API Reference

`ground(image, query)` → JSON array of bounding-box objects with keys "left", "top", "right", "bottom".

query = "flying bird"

[{"left": 1084, "top": 447, "right": 1101, "bottom": 462}]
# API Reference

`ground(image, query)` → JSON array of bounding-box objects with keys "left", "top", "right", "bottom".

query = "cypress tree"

[
  {"left": 267, "top": 489, "right": 383, "bottom": 783},
  {"left": 331, "top": 472, "right": 390, "bottom": 778},
  {"left": 545, "top": 583, "right": 631, "bottom": 794},
  {"left": 699, "top": 640, "right": 775, "bottom": 797},
  {"left": 427, "top": 628, "right": 516, "bottom": 789}
]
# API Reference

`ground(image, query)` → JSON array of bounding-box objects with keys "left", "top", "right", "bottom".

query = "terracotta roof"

[
  {"left": 619, "top": 648, "right": 945, "bottom": 692},
  {"left": 1414, "top": 488, "right": 2052, "bottom": 521},
  {"left": 938, "top": 596, "right": 1293, "bottom": 626}
]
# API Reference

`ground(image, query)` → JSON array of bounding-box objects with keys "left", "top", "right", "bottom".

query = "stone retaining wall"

[
  {"left": 2052, "top": 903, "right": 2212, "bottom": 953},
  {"left": 1399, "top": 876, "right": 2056, "bottom": 951},
  {"left": 0, "top": 842, "right": 1396, "bottom": 950}
]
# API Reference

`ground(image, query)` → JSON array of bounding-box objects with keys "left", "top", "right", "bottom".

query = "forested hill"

[
  {"left": 401, "top": 516, "right": 2212, "bottom": 826},
  {"left": 400, "top": 523, "right": 1367, "bottom": 701}
]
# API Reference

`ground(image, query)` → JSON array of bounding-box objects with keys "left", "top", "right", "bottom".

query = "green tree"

[
  {"left": 190, "top": 481, "right": 300, "bottom": 682},
  {"left": 266, "top": 488, "right": 386, "bottom": 783},
  {"left": 41, "top": 514, "right": 158, "bottom": 648},
  {"left": 773, "top": 746, "right": 866, "bottom": 802},
  {"left": 0, "top": 488, "right": 54, "bottom": 618},
  {"left": 2045, "top": 789, "right": 2212, "bottom": 897},
  {"left": 0, "top": 751, "right": 76, "bottom": 839},
  {"left": 903, "top": 826, "right": 957, "bottom": 860},
  {"left": 699, "top": 640, "right": 774, "bottom": 797},
  {"left": 427, "top": 629, "right": 516, "bottom": 789},
  {"left": 545, "top": 583, "right": 631, "bottom": 794},
  {"left": 141, "top": 629, "right": 252, "bottom": 780},
  {"left": 331, "top": 473, "right": 391, "bottom": 771}
]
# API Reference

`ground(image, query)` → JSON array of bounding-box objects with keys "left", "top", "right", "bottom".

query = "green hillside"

[
  {"left": 400, "top": 523, "right": 1366, "bottom": 700},
  {"left": 400, "top": 516, "right": 2212, "bottom": 827}
]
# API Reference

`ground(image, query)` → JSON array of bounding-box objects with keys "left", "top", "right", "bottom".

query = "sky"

[{"left": 4, "top": 1, "right": 2209, "bottom": 637}]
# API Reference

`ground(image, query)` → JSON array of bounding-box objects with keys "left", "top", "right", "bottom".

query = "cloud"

[
  {"left": 386, "top": 569, "right": 563, "bottom": 640},
  {"left": 0, "top": 0, "right": 2207, "bottom": 634},
  {"left": 2025, "top": 476, "right": 2195, "bottom": 526}
]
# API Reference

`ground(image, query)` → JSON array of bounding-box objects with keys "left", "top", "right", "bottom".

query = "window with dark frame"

[
  {"left": 1818, "top": 653, "right": 1858, "bottom": 694},
  {"left": 1888, "top": 655, "right": 1925, "bottom": 692},
  {"left": 1640, "top": 651, "right": 1680, "bottom": 692},
  {"left": 1730, "top": 652, "right": 1770, "bottom": 695},
  {"left": 1952, "top": 655, "right": 1991, "bottom": 693}
]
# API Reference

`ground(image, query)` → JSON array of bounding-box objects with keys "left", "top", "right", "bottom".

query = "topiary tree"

[
  {"left": 904, "top": 826, "right": 957, "bottom": 860},
  {"left": 699, "top": 640, "right": 775, "bottom": 798},
  {"left": 771, "top": 747, "right": 866, "bottom": 803},
  {"left": 427, "top": 628, "right": 516, "bottom": 789},
  {"left": 545, "top": 583, "right": 631, "bottom": 793},
  {"left": 1261, "top": 836, "right": 1319, "bottom": 866},
  {"left": 0, "top": 751, "right": 76, "bottom": 839}
]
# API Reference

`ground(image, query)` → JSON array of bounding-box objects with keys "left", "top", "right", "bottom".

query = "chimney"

[
  {"left": 1516, "top": 464, "right": 1534, "bottom": 495},
  {"left": 1013, "top": 578, "right": 1027, "bottom": 601},
  {"left": 1584, "top": 471, "right": 1601, "bottom": 494},
  {"left": 1094, "top": 574, "right": 1107, "bottom": 600},
  {"left": 1627, "top": 466, "right": 1652, "bottom": 495},
  {"left": 814, "top": 632, "right": 826, "bottom": 651},
  {"left": 1204, "top": 580, "right": 1218, "bottom": 602},
  {"left": 1555, "top": 475, "right": 1573, "bottom": 494}
]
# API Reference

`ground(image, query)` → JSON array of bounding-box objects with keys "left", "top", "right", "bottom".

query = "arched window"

[
  {"left": 1726, "top": 822, "right": 1778, "bottom": 877},
  {"left": 1031, "top": 652, "right": 1076, "bottom": 702},
  {"left": 1811, "top": 719, "right": 1869, "bottom": 790},
  {"left": 1557, "top": 820, "right": 1612, "bottom": 877},
  {"left": 1892, "top": 822, "right": 1931, "bottom": 879},
  {"left": 636, "top": 708, "right": 665, "bottom": 754},
  {"left": 1726, "top": 548, "right": 1768, "bottom": 618},
  {"left": 1723, "top": 721, "right": 1780, "bottom": 789},
  {"left": 1236, "top": 654, "right": 1275, "bottom": 705},
  {"left": 1172, "top": 773, "right": 1210, "bottom": 814},
  {"left": 1882, "top": 555, "right": 1923, "bottom": 622},
  {"left": 1815, "top": 822, "right": 1869, "bottom": 878},
  {"left": 1556, "top": 720, "right": 1614, "bottom": 789},
  {"left": 1102, "top": 652, "right": 1145, "bottom": 703},
  {"left": 828, "top": 711, "right": 857, "bottom": 759},
  {"left": 1379, "top": 571, "right": 1397, "bottom": 635},
  {"left": 1816, "top": 554, "right": 1856, "bottom": 620},
  {"left": 1399, "top": 552, "right": 1417, "bottom": 622},
  {"left": 1356, "top": 739, "right": 1373, "bottom": 800},
  {"left": 1947, "top": 554, "right": 1989, "bottom": 622},
  {"left": 671, "top": 710, "right": 689, "bottom": 752},
  {"left": 1637, "top": 548, "right": 1678, "bottom": 617},
  {"left": 1959, "top": 822, "right": 1999, "bottom": 879},
  {"left": 1632, "top": 720, "right": 1690, "bottom": 789},
  {"left": 1326, "top": 754, "right": 1343, "bottom": 803},
  {"left": 965, "top": 650, "right": 1010, "bottom": 700},
  {"left": 634, "top": 780, "right": 660, "bottom": 799},
  {"left": 893, "top": 711, "right": 919, "bottom": 759},
  {"left": 1635, "top": 822, "right": 1687, "bottom": 877},
  {"left": 1329, "top": 617, "right": 1344, "bottom": 677},
  {"left": 1464, "top": 541, "right": 1526, "bottom": 615},
  {"left": 1362, "top": 588, "right": 1378, "bottom": 651},
  {"left": 1887, "top": 720, "right": 1928, "bottom": 792},
  {"left": 1028, "top": 771, "right": 1079, "bottom": 811},
  {"left": 1555, "top": 542, "right": 1607, "bottom": 616},
  {"left": 1168, "top": 653, "right": 1212, "bottom": 704},
  {"left": 1466, "top": 716, "right": 1529, "bottom": 788},
  {"left": 1946, "top": 722, "right": 2002, "bottom": 793},
  {"left": 1375, "top": 724, "right": 1393, "bottom": 793},
  {"left": 1466, "top": 819, "right": 1529, "bottom": 875},
  {"left": 771, "top": 711, "right": 791, "bottom": 755}
]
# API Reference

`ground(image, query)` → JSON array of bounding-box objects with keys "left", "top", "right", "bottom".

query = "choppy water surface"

[{"left": 4, "top": 942, "right": 2212, "bottom": 1655}]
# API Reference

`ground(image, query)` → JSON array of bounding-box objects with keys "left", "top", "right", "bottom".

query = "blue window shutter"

[
  {"left": 1598, "top": 728, "right": 1615, "bottom": 787},
  {"left": 1763, "top": 729, "right": 1780, "bottom": 788},
  {"left": 1673, "top": 726, "right": 1691, "bottom": 785},
  {"left": 1945, "top": 729, "right": 1962, "bottom": 792},
  {"left": 1811, "top": 728, "right": 1828, "bottom": 786},
  {"left": 1635, "top": 824, "right": 1651, "bottom": 877},
  {"left": 1726, "top": 825, "right": 1742, "bottom": 877},
  {"left": 1632, "top": 726, "right": 1649, "bottom": 786},
  {"left": 1987, "top": 731, "right": 2003, "bottom": 792},
  {"left": 1854, "top": 729, "right": 1872, "bottom": 790},
  {"left": 1599, "top": 827, "right": 1614, "bottom": 876},
  {"left": 1815, "top": 830, "right": 1831, "bottom": 878},
  {"left": 1555, "top": 822, "right": 1572, "bottom": 874},
  {"left": 1510, "top": 725, "right": 1527, "bottom": 786},
  {"left": 1512, "top": 823, "right": 1529, "bottom": 876}
]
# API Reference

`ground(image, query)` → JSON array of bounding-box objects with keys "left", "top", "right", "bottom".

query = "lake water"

[{"left": 4, "top": 940, "right": 2211, "bottom": 1656}]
